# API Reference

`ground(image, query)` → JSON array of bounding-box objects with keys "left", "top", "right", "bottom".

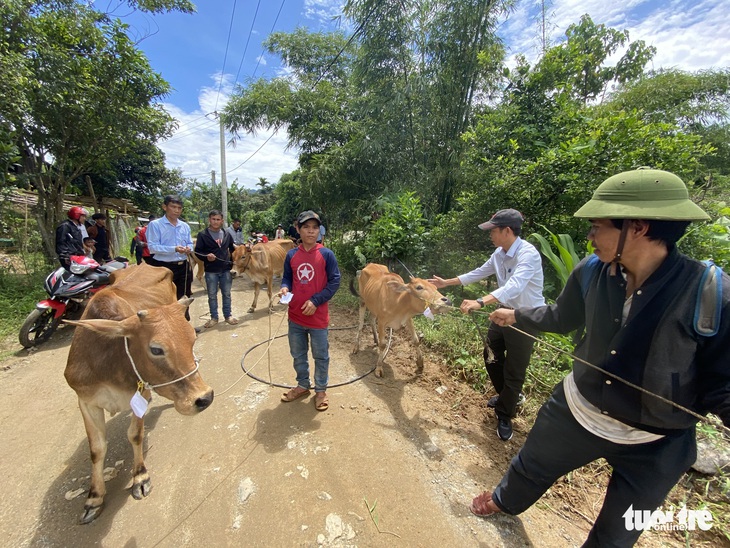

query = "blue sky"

[{"left": 116, "top": 0, "right": 730, "bottom": 189}]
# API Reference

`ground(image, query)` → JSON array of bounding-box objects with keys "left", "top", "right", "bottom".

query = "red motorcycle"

[{"left": 19, "top": 255, "right": 127, "bottom": 348}]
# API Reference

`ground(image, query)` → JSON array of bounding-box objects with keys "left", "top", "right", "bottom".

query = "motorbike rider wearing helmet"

[
  {"left": 470, "top": 168, "right": 730, "bottom": 547},
  {"left": 56, "top": 206, "right": 88, "bottom": 268}
]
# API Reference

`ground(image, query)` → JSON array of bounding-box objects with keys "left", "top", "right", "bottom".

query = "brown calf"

[
  {"left": 232, "top": 239, "right": 295, "bottom": 312},
  {"left": 351, "top": 263, "right": 452, "bottom": 377},
  {"left": 64, "top": 264, "right": 213, "bottom": 524}
]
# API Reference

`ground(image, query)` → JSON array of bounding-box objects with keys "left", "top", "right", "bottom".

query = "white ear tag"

[
  {"left": 130, "top": 392, "right": 149, "bottom": 418},
  {"left": 279, "top": 292, "right": 293, "bottom": 304},
  {"left": 423, "top": 307, "right": 435, "bottom": 320}
]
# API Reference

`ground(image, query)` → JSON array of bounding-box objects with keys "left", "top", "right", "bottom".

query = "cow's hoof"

[
  {"left": 80, "top": 504, "right": 103, "bottom": 524},
  {"left": 131, "top": 477, "right": 152, "bottom": 500},
  {"left": 247, "top": 307, "right": 255, "bottom": 314},
  {"left": 374, "top": 369, "right": 383, "bottom": 378}
]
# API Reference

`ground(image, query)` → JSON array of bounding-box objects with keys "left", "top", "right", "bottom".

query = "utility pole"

[
  {"left": 211, "top": 170, "right": 216, "bottom": 188},
  {"left": 218, "top": 115, "right": 229, "bottom": 227}
]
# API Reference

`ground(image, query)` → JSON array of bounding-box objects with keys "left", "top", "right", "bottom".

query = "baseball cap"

[
  {"left": 478, "top": 209, "right": 524, "bottom": 231},
  {"left": 297, "top": 210, "right": 321, "bottom": 226}
]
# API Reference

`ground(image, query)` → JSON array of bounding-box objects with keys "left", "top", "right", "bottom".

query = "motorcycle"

[{"left": 19, "top": 255, "right": 128, "bottom": 349}]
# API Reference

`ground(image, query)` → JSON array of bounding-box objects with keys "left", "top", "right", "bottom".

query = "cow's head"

[
  {"left": 65, "top": 297, "right": 213, "bottom": 415},
  {"left": 231, "top": 242, "right": 254, "bottom": 275},
  {"left": 387, "top": 277, "right": 452, "bottom": 314}
]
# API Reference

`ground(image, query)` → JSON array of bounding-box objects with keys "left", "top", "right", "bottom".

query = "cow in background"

[
  {"left": 64, "top": 264, "right": 213, "bottom": 524},
  {"left": 190, "top": 253, "right": 206, "bottom": 288},
  {"left": 232, "top": 239, "right": 295, "bottom": 313},
  {"left": 351, "top": 263, "right": 452, "bottom": 377}
]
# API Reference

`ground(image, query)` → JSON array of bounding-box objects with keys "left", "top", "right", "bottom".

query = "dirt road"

[{"left": 0, "top": 277, "right": 649, "bottom": 547}]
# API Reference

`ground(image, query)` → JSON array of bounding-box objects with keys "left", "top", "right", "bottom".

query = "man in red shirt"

[
  {"left": 279, "top": 210, "right": 341, "bottom": 411},
  {"left": 137, "top": 214, "right": 156, "bottom": 264}
]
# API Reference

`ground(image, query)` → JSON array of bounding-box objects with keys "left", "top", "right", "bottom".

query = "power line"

[
  {"left": 174, "top": 113, "right": 211, "bottom": 129},
  {"left": 232, "top": 0, "right": 262, "bottom": 86},
  {"left": 251, "top": 0, "right": 287, "bottom": 80},
  {"left": 214, "top": 0, "right": 239, "bottom": 112},
  {"left": 225, "top": 132, "right": 277, "bottom": 175},
  {"left": 226, "top": 0, "right": 381, "bottom": 171},
  {"left": 164, "top": 118, "right": 219, "bottom": 143}
]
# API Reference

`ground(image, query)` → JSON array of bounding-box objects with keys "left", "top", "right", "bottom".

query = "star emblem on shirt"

[{"left": 297, "top": 263, "right": 315, "bottom": 282}]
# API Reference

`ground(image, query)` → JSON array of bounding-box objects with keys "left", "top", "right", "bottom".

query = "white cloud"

[
  {"left": 159, "top": 74, "right": 299, "bottom": 190},
  {"left": 500, "top": 0, "right": 730, "bottom": 71},
  {"left": 304, "top": 0, "right": 346, "bottom": 26}
]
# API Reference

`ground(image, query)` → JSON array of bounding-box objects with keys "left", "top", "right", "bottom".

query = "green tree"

[
  {"left": 363, "top": 191, "right": 426, "bottom": 268},
  {"left": 2, "top": 1, "right": 189, "bottom": 261}
]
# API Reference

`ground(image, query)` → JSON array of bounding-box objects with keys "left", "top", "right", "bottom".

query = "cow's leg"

[
  {"left": 405, "top": 317, "right": 424, "bottom": 374},
  {"left": 128, "top": 414, "right": 151, "bottom": 500},
  {"left": 78, "top": 399, "right": 108, "bottom": 524},
  {"left": 370, "top": 315, "right": 379, "bottom": 345},
  {"left": 266, "top": 275, "right": 274, "bottom": 310},
  {"left": 375, "top": 321, "right": 387, "bottom": 377},
  {"left": 352, "top": 302, "right": 367, "bottom": 354},
  {"left": 249, "top": 282, "right": 260, "bottom": 313}
]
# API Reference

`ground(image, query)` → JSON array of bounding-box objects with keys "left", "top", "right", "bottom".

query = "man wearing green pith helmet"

[{"left": 469, "top": 168, "right": 730, "bottom": 547}]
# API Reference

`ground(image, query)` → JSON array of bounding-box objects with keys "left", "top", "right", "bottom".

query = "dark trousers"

[
  {"left": 484, "top": 320, "right": 537, "bottom": 419},
  {"left": 148, "top": 258, "right": 193, "bottom": 320},
  {"left": 493, "top": 382, "right": 696, "bottom": 547}
]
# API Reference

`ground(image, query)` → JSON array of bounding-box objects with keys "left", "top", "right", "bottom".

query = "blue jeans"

[
  {"left": 288, "top": 320, "right": 330, "bottom": 392},
  {"left": 205, "top": 270, "right": 232, "bottom": 320}
]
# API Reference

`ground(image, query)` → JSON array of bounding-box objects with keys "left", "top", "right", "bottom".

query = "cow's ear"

[
  {"left": 64, "top": 315, "right": 139, "bottom": 338},
  {"left": 386, "top": 280, "right": 408, "bottom": 293}
]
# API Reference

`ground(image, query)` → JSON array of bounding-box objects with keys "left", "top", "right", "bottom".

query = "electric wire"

[
  {"left": 164, "top": 117, "right": 219, "bottom": 143},
  {"left": 214, "top": 0, "right": 239, "bottom": 112},
  {"left": 232, "top": 0, "right": 262, "bottom": 86},
  {"left": 250, "top": 0, "right": 287, "bottom": 80},
  {"left": 223, "top": 0, "right": 384, "bottom": 175}
]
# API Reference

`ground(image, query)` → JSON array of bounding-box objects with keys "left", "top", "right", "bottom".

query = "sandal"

[
  {"left": 314, "top": 392, "right": 329, "bottom": 411},
  {"left": 204, "top": 318, "right": 218, "bottom": 328},
  {"left": 225, "top": 317, "right": 239, "bottom": 325},
  {"left": 281, "top": 387, "right": 311, "bottom": 402},
  {"left": 470, "top": 491, "right": 501, "bottom": 518}
]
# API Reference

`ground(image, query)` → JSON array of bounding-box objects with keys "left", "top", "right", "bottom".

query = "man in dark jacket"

[
  {"left": 469, "top": 168, "right": 730, "bottom": 546},
  {"left": 55, "top": 206, "right": 87, "bottom": 268},
  {"left": 87, "top": 213, "right": 112, "bottom": 263},
  {"left": 194, "top": 209, "right": 238, "bottom": 328}
]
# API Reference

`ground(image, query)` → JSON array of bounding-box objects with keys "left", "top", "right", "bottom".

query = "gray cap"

[
  {"left": 478, "top": 209, "right": 524, "bottom": 230},
  {"left": 297, "top": 210, "right": 321, "bottom": 226}
]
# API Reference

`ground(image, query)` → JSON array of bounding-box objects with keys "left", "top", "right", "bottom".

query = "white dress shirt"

[
  {"left": 457, "top": 237, "right": 545, "bottom": 309},
  {"left": 147, "top": 216, "right": 194, "bottom": 262}
]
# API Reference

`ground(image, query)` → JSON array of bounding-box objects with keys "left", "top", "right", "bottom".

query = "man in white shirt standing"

[
  {"left": 430, "top": 209, "right": 545, "bottom": 441},
  {"left": 146, "top": 195, "right": 195, "bottom": 321}
]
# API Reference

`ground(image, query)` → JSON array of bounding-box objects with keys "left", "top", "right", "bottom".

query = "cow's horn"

[{"left": 178, "top": 296, "right": 194, "bottom": 308}]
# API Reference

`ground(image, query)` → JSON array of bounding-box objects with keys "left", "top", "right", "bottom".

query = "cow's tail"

[{"left": 349, "top": 269, "right": 362, "bottom": 298}]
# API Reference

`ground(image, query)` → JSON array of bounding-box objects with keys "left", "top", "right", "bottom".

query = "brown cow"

[
  {"left": 190, "top": 253, "right": 205, "bottom": 288},
  {"left": 64, "top": 263, "right": 213, "bottom": 524},
  {"left": 232, "top": 239, "right": 295, "bottom": 312},
  {"left": 351, "top": 263, "right": 452, "bottom": 377}
]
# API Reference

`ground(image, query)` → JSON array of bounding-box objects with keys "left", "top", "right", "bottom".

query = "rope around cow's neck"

[
  {"left": 462, "top": 307, "right": 730, "bottom": 437},
  {"left": 124, "top": 336, "right": 200, "bottom": 391}
]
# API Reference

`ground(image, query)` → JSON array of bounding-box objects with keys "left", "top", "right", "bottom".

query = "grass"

[{"left": 0, "top": 253, "right": 48, "bottom": 356}]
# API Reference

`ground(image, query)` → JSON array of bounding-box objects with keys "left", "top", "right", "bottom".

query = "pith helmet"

[{"left": 574, "top": 168, "right": 709, "bottom": 221}]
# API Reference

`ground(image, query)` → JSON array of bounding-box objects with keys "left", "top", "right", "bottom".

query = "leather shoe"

[{"left": 497, "top": 418, "right": 513, "bottom": 441}]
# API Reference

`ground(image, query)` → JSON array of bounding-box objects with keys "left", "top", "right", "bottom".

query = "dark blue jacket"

[{"left": 516, "top": 248, "right": 730, "bottom": 434}]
